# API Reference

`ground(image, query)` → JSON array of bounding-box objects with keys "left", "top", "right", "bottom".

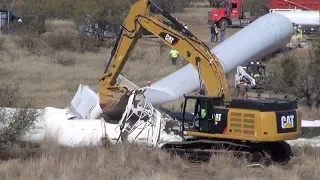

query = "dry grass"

[
  {"left": 0, "top": 143, "right": 187, "bottom": 180},
  {"left": 0, "top": 141, "right": 320, "bottom": 180},
  {"left": 0, "top": 32, "right": 108, "bottom": 108}
]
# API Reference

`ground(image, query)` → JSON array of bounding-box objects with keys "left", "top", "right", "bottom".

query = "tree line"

[{"left": 0, "top": 0, "right": 269, "bottom": 26}]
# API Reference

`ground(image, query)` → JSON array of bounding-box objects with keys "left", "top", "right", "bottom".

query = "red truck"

[{"left": 208, "top": 0, "right": 320, "bottom": 28}]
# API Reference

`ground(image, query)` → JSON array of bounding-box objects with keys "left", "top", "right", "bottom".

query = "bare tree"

[
  {"left": 152, "top": 0, "right": 191, "bottom": 13},
  {"left": 207, "top": 0, "right": 225, "bottom": 7},
  {"left": 242, "top": 0, "right": 269, "bottom": 17},
  {"left": 266, "top": 39, "right": 320, "bottom": 108}
]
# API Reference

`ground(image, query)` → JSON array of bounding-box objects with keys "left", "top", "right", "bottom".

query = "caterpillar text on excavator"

[{"left": 97, "top": 0, "right": 301, "bottom": 166}]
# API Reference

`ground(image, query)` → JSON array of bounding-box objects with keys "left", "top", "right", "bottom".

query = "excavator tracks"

[{"left": 161, "top": 139, "right": 292, "bottom": 167}]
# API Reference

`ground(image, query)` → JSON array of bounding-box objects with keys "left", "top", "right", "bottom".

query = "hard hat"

[
  {"left": 256, "top": 62, "right": 260, "bottom": 64},
  {"left": 250, "top": 62, "right": 254, "bottom": 64},
  {"left": 298, "top": 25, "right": 302, "bottom": 28}
]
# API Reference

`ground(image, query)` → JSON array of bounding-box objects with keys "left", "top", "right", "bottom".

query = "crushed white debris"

[{"left": 2, "top": 84, "right": 320, "bottom": 148}]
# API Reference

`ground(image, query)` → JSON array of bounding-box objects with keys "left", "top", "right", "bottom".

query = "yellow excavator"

[{"left": 97, "top": 0, "right": 301, "bottom": 165}]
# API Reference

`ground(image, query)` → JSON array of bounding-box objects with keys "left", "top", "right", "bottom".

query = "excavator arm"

[{"left": 98, "top": 0, "right": 230, "bottom": 118}]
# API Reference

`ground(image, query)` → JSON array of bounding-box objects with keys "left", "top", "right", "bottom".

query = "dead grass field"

[{"left": 0, "top": 141, "right": 320, "bottom": 180}]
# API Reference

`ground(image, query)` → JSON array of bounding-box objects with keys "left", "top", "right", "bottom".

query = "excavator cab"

[
  {"left": 182, "top": 95, "right": 225, "bottom": 135},
  {"left": 246, "top": 61, "right": 267, "bottom": 89}
]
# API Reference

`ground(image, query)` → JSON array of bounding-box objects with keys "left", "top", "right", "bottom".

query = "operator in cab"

[{"left": 253, "top": 68, "right": 262, "bottom": 78}]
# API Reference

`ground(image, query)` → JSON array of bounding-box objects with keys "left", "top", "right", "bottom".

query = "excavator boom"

[{"left": 98, "top": 0, "right": 229, "bottom": 118}]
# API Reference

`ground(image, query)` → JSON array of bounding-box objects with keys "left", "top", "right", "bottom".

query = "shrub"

[
  {"left": 0, "top": 82, "right": 41, "bottom": 149},
  {"left": 14, "top": 34, "right": 46, "bottom": 55},
  {"left": 0, "top": 37, "right": 6, "bottom": 62},
  {"left": 242, "top": 0, "right": 269, "bottom": 17},
  {"left": 207, "top": 0, "right": 225, "bottom": 7},
  {"left": 0, "top": 107, "right": 40, "bottom": 147},
  {"left": 266, "top": 39, "right": 320, "bottom": 107},
  {"left": 54, "top": 53, "right": 77, "bottom": 67},
  {"left": 46, "top": 33, "right": 78, "bottom": 52},
  {"left": 152, "top": 0, "right": 191, "bottom": 13},
  {"left": 0, "top": 83, "right": 21, "bottom": 108}
]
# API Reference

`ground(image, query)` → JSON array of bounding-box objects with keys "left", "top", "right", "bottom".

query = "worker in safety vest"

[
  {"left": 296, "top": 25, "right": 303, "bottom": 44},
  {"left": 254, "top": 72, "right": 260, "bottom": 78},
  {"left": 254, "top": 68, "right": 262, "bottom": 78},
  {"left": 169, "top": 49, "right": 179, "bottom": 65},
  {"left": 201, "top": 108, "right": 207, "bottom": 118}
]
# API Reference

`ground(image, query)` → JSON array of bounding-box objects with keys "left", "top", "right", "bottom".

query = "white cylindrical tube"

[
  {"left": 211, "top": 12, "right": 294, "bottom": 72},
  {"left": 272, "top": 11, "right": 320, "bottom": 26},
  {"left": 145, "top": 13, "right": 294, "bottom": 106},
  {"left": 22, "top": 107, "right": 107, "bottom": 147}
]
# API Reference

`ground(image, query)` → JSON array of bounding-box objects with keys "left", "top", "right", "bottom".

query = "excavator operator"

[
  {"left": 253, "top": 68, "right": 262, "bottom": 78},
  {"left": 201, "top": 103, "right": 207, "bottom": 118}
]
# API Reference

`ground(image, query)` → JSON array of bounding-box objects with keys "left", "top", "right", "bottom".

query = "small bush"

[
  {"left": 47, "top": 33, "right": 78, "bottom": 52},
  {"left": 54, "top": 53, "right": 77, "bottom": 67},
  {"left": 129, "top": 49, "right": 147, "bottom": 61},
  {"left": 14, "top": 34, "right": 46, "bottom": 55},
  {"left": 0, "top": 82, "right": 41, "bottom": 149},
  {"left": 79, "top": 35, "right": 102, "bottom": 53},
  {"left": 207, "top": 0, "right": 225, "bottom": 7},
  {"left": 0, "top": 37, "right": 6, "bottom": 62},
  {"left": 153, "top": 0, "right": 191, "bottom": 13},
  {"left": 0, "top": 83, "right": 21, "bottom": 108},
  {"left": 0, "top": 107, "right": 40, "bottom": 147},
  {"left": 46, "top": 33, "right": 106, "bottom": 53},
  {"left": 266, "top": 39, "right": 320, "bottom": 108}
]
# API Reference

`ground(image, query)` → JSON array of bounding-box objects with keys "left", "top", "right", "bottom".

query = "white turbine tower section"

[
  {"left": 271, "top": 11, "right": 320, "bottom": 26},
  {"left": 144, "top": 13, "right": 294, "bottom": 106}
]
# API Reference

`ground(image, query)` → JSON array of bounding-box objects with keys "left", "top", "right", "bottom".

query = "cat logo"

[
  {"left": 159, "top": 32, "right": 179, "bottom": 45},
  {"left": 214, "top": 113, "right": 222, "bottom": 125},
  {"left": 165, "top": 34, "right": 174, "bottom": 44},
  {"left": 281, "top": 115, "right": 294, "bottom": 129}
]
